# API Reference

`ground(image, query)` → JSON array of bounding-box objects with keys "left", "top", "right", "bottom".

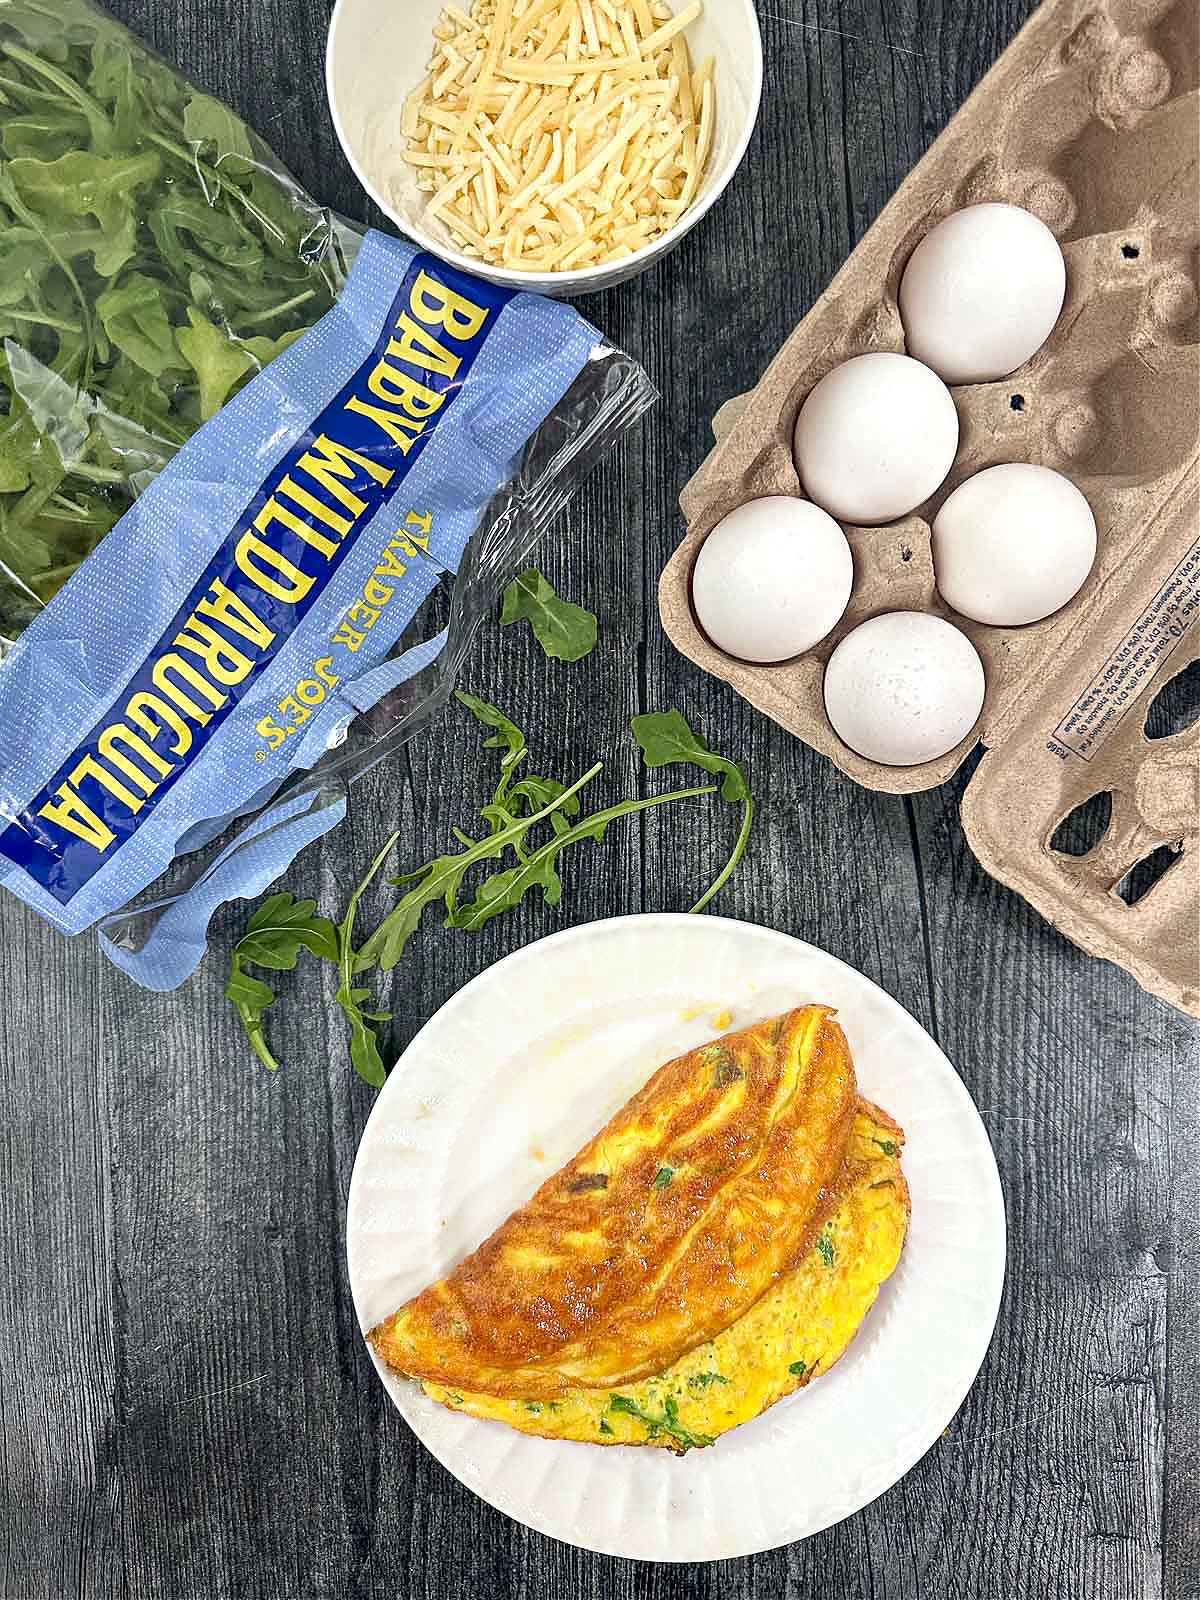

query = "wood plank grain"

[
  {"left": 901, "top": 761, "right": 1190, "bottom": 1600},
  {"left": 0, "top": 0, "right": 1193, "bottom": 1596},
  {"left": 0, "top": 947, "right": 115, "bottom": 1600}
]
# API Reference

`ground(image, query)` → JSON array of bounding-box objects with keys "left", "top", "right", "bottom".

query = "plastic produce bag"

[{"left": 0, "top": 0, "right": 656, "bottom": 988}]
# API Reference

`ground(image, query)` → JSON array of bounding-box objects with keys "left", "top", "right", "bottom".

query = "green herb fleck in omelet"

[
  {"left": 704, "top": 1044, "right": 744, "bottom": 1089},
  {"left": 688, "top": 1370, "right": 730, "bottom": 1390},
  {"left": 608, "top": 1393, "right": 714, "bottom": 1452}
]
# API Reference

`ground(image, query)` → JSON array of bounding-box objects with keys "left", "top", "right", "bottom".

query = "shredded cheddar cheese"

[{"left": 403, "top": 0, "right": 715, "bottom": 270}]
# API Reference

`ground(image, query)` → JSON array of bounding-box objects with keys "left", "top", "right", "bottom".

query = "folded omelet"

[
  {"left": 369, "top": 1007, "right": 860, "bottom": 1403},
  {"left": 422, "top": 1099, "right": 908, "bottom": 1450}
]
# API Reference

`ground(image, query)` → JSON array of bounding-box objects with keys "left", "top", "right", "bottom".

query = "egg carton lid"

[{"left": 661, "top": 0, "right": 1199, "bottom": 1014}]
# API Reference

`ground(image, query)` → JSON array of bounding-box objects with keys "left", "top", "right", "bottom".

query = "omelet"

[
  {"left": 369, "top": 1006, "right": 857, "bottom": 1398},
  {"left": 422, "top": 1100, "right": 909, "bottom": 1451}
]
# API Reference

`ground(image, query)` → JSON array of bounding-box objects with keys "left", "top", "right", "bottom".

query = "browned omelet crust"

[{"left": 369, "top": 1006, "right": 857, "bottom": 1399}]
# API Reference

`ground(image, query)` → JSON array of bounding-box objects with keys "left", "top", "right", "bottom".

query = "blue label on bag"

[
  {"left": 0, "top": 230, "right": 603, "bottom": 942},
  {"left": 0, "top": 255, "right": 513, "bottom": 903}
]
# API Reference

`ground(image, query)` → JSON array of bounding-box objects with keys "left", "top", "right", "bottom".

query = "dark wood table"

[{"left": 1, "top": 2, "right": 1195, "bottom": 1596}]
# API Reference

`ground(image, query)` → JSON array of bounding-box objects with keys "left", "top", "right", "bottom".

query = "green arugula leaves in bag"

[{"left": 0, "top": 0, "right": 356, "bottom": 653}]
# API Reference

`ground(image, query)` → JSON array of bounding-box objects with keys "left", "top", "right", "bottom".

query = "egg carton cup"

[{"left": 660, "top": 0, "right": 1198, "bottom": 1015}]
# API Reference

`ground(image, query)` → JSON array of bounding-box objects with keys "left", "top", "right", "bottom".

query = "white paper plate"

[{"left": 347, "top": 914, "right": 1006, "bottom": 1562}]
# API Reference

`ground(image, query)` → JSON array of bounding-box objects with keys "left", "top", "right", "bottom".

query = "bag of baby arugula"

[{"left": 0, "top": 0, "right": 655, "bottom": 989}]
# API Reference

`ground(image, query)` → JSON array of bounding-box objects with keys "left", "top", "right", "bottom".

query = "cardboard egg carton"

[{"left": 660, "top": 0, "right": 1199, "bottom": 1014}]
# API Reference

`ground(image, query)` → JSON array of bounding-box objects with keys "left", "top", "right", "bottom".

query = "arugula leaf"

[
  {"left": 631, "top": 708, "right": 748, "bottom": 803},
  {"left": 360, "top": 846, "right": 489, "bottom": 973},
  {"left": 358, "top": 702, "right": 723, "bottom": 970},
  {"left": 176, "top": 308, "right": 254, "bottom": 419},
  {"left": 225, "top": 959, "right": 281, "bottom": 1072},
  {"left": 233, "top": 892, "right": 338, "bottom": 967},
  {"left": 455, "top": 688, "right": 527, "bottom": 820},
  {"left": 608, "top": 1393, "right": 714, "bottom": 1452},
  {"left": 225, "top": 892, "right": 338, "bottom": 1069},
  {"left": 630, "top": 709, "right": 755, "bottom": 912},
  {"left": 239, "top": 328, "right": 305, "bottom": 368},
  {"left": 87, "top": 34, "right": 135, "bottom": 114},
  {"left": 0, "top": 5, "right": 350, "bottom": 646},
  {"left": 507, "top": 773, "right": 579, "bottom": 819},
  {"left": 225, "top": 699, "right": 753, "bottom": 1080},
  {"left": 448, "top": 782, "right": 713, "bottom": 934},
  {"left": 506, "top": 773, "right": 579, "bottom": 842},
  {"left": 361, "top": 761, "right": 603, "bottom": 970},
  {"left": 1, "top": 36, "right": 116, "bottom": 149},
  {"left": 449, "top": 859, "right": 558, "bottom": 925},
  {"left": 86, "top": 213, "right": 137, "bottom": 277},
  {"left": 95, "top": 272, "right": 178, "bottom": 377},
  {"left": 2, "top": 114, "right": 87, "bottom": 163},
  {"left": 500, "top": 568, "right": 597, "bottom": 662},
  {"left": 2, "top": 7, "right": 73, "bottom": 62},
  {"left": 455, "top": 689, "right": 526, "bottom": 762},
  {"left": 7, "top": 148, "right": 161, "bottom": 232},
  {"left": 181, "top": 92, "right": 254, "bottom": 167},
  {"left": 335, "top": 833, "right": 399, "bottom": 1087}
]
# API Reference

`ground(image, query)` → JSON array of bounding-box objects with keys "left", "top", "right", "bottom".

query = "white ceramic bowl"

[{"left": 325, "top": 0, "right": 763, "bottom": 296}]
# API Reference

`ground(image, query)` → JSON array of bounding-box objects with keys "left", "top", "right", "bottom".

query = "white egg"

[
  {"left": 691, "top": 496, "right": 853, "bottom": 663},
  {"left": 932, "top": 463, "right": 1097, "bottom": 626},
  {"left": 793, "top": 353, "right": 959, "bottom": 525},
  {"left": 823, "top": 611, "right": 986, "bottom": 767},
  {"left": 899, "top": 202, "right": 1067, "bottom": 383}
]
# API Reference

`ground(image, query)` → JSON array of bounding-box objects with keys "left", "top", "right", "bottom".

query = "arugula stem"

[
  {"left": 0, "top": 72, "right": 71, "bottom": 106},
  {"left": 1, "top": 308, "right": 82, "bottom": 333},
  {"left": 239, "top": 982, "right": 282, "bottom": 1071},
  {"left": 143, "top": 127, "right": 288, "bottom": 242},
  {"left": 49, "top": 492, "right": 91, "bottom": 515},
  {"left": 336, "top": 831, "right": 401, "bottom": 1086},
  {"left": 338, "top": 831, "right": 400, "bottom": 989},
  {"left": 247, "top": 1031, "right": 281, "bottom": 1072},
  {"left": 65, "top": 461, "right": 125, "bottom": 486},
  {"left": 493, "top": 783, "right": 718, "bottom": 919},
  {"left": 240, "top": 290, "right": 316, "bottom": 326},
  {"left": 0, "top": 43, "right": 112, "bottom": 130},
  {"left": 27, "top": 562, "right": 81, "bottom": 589},
  {"left": 359, "top": 761, "right": 603, "bottom": 970},
  {"left": 139, "top": 127, "right": 200, "bottom": 165},
  {"left": 0, "top": 175, "right": 96, "bottom": 384},
  {"left": 689, "top": 794, "right": 754, "bottom": 914}
]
